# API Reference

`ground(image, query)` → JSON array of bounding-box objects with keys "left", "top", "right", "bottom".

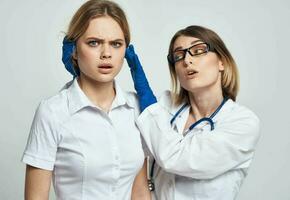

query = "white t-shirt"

[
  {"left": 137, "top": 91, "right": 260, "bottom": 200},
  {"left": 22, "top": 78, "right": 144, "bottom": 200}
]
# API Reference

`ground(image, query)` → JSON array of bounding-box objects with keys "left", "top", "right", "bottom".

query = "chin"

[
  {"left": 182, "top": 84, "right": 205, "bottom": 93},
  {"left": 82, "top": 72, "right": 116, "bottom": 84},
  {"left": 94, "top": 75, "right": 115, "bottom": 83}
]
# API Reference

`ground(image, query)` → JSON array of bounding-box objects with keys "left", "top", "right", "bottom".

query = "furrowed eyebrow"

[
  {"left": 86, "top": 37, "right": 104, "bottom": 41},
  {"left": 86, "top": 37, "right": 125, "bottom": 43},
  {"left": 173, "top": 40, "right": 203, "bottom": 52},
  {"left": 109, "top": 39, "right": 125, "bottom": 43}
]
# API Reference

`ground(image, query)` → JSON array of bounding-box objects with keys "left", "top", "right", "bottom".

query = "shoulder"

[
  {"left": 225, "top": 100, "right": 259, "bottom": 123},
  {"left": 41, "top": 91, "right": 68, "bottom": 113},
  {"left": 124, "top": 90, "right": 138, "bottom": 103},
  {"left": 121, "top": 90, "right": 139, "bottom": 109},
  {"left": 217, "top": 100, "right": 260, "bottom": 136},
  {"left": 34, "top": 85, "right": 70, "bottom": 124}
]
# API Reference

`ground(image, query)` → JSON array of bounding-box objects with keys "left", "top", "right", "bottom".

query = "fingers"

[
  {"left": 125, "top": 44, "right": 135, "bottom": 60},
  {"left": 125, "top": 44, "right": 136, "bottom": 70},
  {"left": 125, "top": 44, "right": 144, "bottom": 71},
  {"left": 62, "top": 36, "right": 77, "bottom": 77}
]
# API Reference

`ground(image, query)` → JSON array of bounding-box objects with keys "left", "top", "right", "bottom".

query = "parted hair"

[{"left": 65, "top": 0, "right": 130, "bottom": 69}]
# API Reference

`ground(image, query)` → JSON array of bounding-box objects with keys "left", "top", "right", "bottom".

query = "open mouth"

[
  {"left": 187, "top": 70, "right": 198, "bottom": 76},
  {"left": 98, "top": 64, "right": 113, "bottom": 69},
  {"left": 97, "top": 63, "right": 113, "bottom": 74}
]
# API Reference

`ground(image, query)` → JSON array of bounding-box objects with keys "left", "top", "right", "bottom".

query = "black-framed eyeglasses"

[{"left": 167, "top": 42, "right": 214, "bottom": 64}]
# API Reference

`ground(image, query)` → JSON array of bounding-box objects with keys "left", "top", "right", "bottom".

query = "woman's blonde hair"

[
  {"left": 65, "top": 0, "right": 130, "bottom": 69},
  {"left": 168, "top": 25, "right": 239, "bottom": 105}
]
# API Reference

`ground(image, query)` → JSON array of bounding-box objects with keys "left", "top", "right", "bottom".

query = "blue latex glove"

[
  {"left": 125, "top": 44, "right": 157, "bottom": 112},
  {"left": 62, "top": 37, "right": 79, "bottom": 77}
]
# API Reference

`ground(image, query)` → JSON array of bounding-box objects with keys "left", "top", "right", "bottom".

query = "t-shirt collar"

[{"left": 67, "top": 78, "right": 134, "bottom": 115}]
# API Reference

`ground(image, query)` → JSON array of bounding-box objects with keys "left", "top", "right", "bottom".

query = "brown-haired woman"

[
  {"left": 22, "top": 0, "right": 151, "bottom": 199},
  {"left": 125, "top": 25, "right": 260, "bottom": 200}
]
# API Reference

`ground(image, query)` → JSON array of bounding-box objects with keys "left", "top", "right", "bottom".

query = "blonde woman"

[
  {"left": 22, "top": 0, "right": 151, "bottom": 199},
  {"left": 125, "top": 25, "right": 260, "bottom": 200}
]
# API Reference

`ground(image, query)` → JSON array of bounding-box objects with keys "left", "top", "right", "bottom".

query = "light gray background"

[{"left": 0, "top": 0, "right": 289, "bottom": 199}]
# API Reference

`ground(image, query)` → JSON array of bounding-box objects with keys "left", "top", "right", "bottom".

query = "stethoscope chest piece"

[{"left": 148, "top": 179, "right": 155, "bottom": 191}]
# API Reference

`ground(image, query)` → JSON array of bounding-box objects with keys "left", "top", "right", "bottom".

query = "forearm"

[
  {"left": 25, "top": 165, "right": 52, "bottom": 200},
  {"left": 131, "top": 160, "right": 151, "bottom": 200}
]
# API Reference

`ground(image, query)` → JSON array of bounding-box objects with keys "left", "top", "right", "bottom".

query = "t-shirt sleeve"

[
  {"left": 140, "top": 133, "right": 152, "bottom": 157},
  {"left": 21, "top": 101, "right": 58, "bottom": 171}
]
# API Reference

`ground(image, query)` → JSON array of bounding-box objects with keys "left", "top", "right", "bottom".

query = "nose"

[
  {"left": 183, "top": 50, "right": 193, "bottom": 66},
  {"left": 100, "top": 44, "right": 112, "bottom": 59}
]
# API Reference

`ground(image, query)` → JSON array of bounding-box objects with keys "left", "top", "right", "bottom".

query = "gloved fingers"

[
  {"left": 126, "top": 44, "right": 144, "bottom": 71},
  {"left": 125, "top": 44, "right": 135, "bottom": 60},
  {"left": 125, "top": 45, "right": 136, "bottom": 69},
  {"left": 62, "top": 37, "right": 78, "bottom": 77}
]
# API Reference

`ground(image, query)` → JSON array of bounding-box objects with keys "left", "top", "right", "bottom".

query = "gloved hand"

[
  {"left": 62, "top": 37, "right": 79, "bottom": 77},
  {"left": 125, "top": 44, "right": 157, "bottom": 112}
]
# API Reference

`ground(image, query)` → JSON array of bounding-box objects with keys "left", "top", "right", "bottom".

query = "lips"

[
  {"left": 98, "top": 63, "right": 113, "bottom": 73},
  {"left": 98, "top": 63, "right": 113, "bottom": 69},
  {"left": 187, "top": 71, "right": 197, "bottom": 75},
  {"left": 186, "top": 69, "right": 198, "bottom": 78}
]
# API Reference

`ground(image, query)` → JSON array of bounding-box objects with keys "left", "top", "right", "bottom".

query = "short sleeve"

[
  {"left": 21, "top": 101, "right": 59, "bottom": 171},
  {"left": 140, "top": 134, "right": 151, "bottom": 157}
]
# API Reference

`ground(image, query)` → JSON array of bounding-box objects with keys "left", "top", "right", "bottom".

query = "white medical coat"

[{"left": 137, "top": 91, "right": 260, "bottom": 200}]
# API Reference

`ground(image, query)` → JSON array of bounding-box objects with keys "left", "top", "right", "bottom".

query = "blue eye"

[
  {"left": 88, "top": 40, "right": 99, "bottom": 47},
  {"left": 111, "top": 42, "right": 122, "bottom": 48}
]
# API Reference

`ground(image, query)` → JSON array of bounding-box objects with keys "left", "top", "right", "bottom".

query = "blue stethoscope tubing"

[
  {"left": 148, "top": 98, "right": 228, "bottom": 191},
  {"left": 170, "top": 98, "right": 228, "bottom": 131}
]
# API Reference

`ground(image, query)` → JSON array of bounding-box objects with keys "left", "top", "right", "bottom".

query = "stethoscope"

[{"left": 147, "top": 98, "right": 228, "bottom": 191}]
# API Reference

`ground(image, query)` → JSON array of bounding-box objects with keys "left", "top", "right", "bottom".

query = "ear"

[{"left": 218, "top": 60, "right": 224, "bottom": 71}]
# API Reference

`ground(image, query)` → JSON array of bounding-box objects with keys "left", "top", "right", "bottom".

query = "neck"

[
  {"left": 188, "top": 85, "right": 224, "bottom": 121},
  {"left": 77, "top": 75, "right": 115, "bottom": 112}
]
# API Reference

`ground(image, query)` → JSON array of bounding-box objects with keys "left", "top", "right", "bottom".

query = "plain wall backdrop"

[{"left": 1, "top": 0, "right": 289, "bottom": 199}]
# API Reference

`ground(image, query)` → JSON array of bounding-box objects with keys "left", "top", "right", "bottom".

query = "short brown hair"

[
  {"left": 65, "top": 0, "right": 130, "bottom": 69},
  {"left": 168, "top": 25, "right": 239, "bottom": 105}
]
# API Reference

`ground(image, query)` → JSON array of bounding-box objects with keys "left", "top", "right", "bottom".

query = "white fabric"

[
  {"left": 137, "top": 91, "right": 260, "bottom": 200},
  {"left": 22, "top": 78, "right": 144, "bottom": 200}
]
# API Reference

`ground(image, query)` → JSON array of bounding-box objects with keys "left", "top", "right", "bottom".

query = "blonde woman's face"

[
  {"left": 74, "top": 16, "right": 126, "bottom": 83},
  {"left": 173, "top": 36, "right": 224, "bottom": 93}
]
